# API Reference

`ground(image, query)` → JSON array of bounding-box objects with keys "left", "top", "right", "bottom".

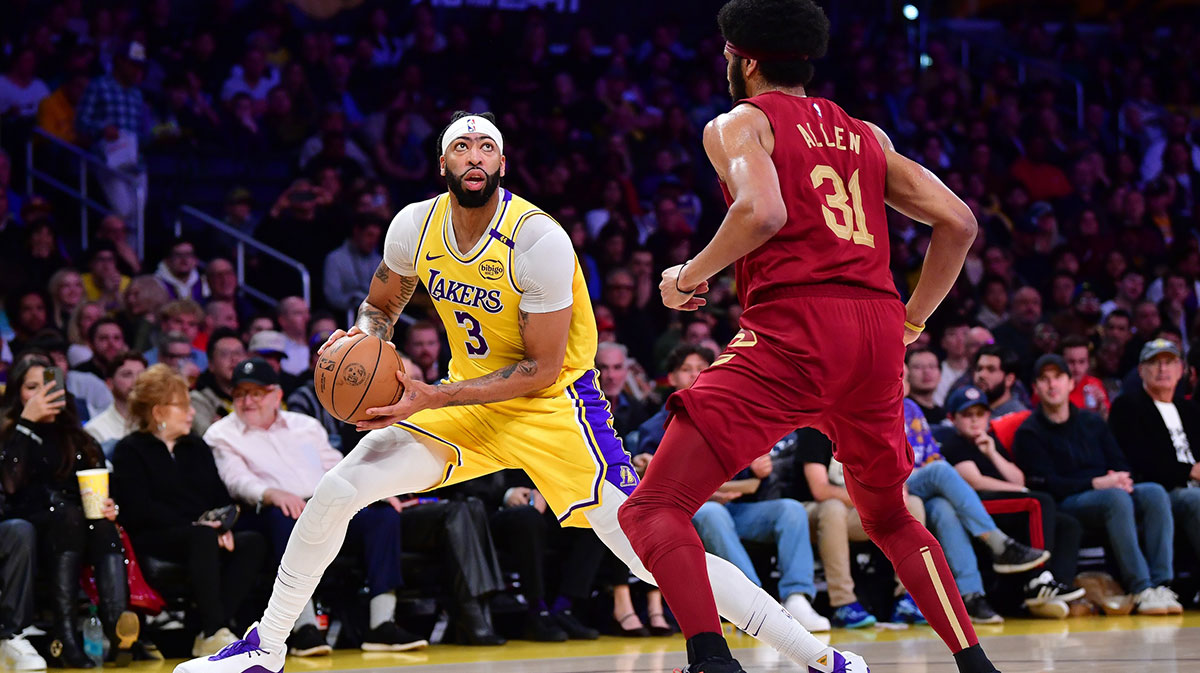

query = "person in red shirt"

[{"left": 618, "top": 2, "right": 994, "bottom": 672}]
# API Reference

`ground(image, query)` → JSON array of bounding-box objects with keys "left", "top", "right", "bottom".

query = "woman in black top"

[
  {"left": 111, "top": 365, "right": 266, "bottom": 658},
  {"left": 0, "top": 354, "right": 136, "bottom": 668}
]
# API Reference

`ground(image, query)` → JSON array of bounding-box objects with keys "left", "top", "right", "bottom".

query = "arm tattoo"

[
  {"left": 439, "top": 358, "right": 540, "bottom": 407},
  {"left": 356, "top": 271, "right": 418, "bottom": 341}
]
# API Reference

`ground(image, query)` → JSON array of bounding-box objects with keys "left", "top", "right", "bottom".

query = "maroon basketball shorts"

[{"left": 668, "top": 285, "right": 914, "bottom": 490}]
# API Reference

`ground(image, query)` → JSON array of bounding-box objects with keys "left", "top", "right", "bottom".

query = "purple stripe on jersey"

[{"left": 557, "top": 371, "right": 639, "bottom": 523}]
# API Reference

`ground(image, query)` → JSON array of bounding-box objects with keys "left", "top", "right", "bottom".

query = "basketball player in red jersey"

[{"left": 619, "top": 2, "right": 1000, "bottom": 673}]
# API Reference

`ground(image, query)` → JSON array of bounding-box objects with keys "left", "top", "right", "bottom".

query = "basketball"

[{"left": 313, "top": 333, "right": 405, "bottom": 424}]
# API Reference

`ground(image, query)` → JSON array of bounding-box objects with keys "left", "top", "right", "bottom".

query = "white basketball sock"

[{"left": 369, "top": 592, "right": 397, "bottom": 629}]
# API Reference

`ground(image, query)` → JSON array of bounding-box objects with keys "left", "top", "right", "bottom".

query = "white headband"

[{"left": 441, "top": 115, "right": 504, "bottom": 156}]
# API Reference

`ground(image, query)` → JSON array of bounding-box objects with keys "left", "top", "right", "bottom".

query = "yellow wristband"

[{"left": 904, "top": 320, "right": 925, "bottom": 333}]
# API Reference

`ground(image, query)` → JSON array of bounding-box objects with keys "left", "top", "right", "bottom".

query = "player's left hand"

[
  {"left": 660, "top": 264, "right": 709, "bottom": 311},
  {"left": 356, "top": 369, "right": 440, "bottom": 431}
]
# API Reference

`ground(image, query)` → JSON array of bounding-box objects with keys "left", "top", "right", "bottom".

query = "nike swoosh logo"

[{"left": 425, "top": 252, "right": 445, "bottom": 261}]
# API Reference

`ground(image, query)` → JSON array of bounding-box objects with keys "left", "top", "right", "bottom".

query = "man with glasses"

[
  {"left": 204, "top": 359, "right": 459, "bottom": 655},
  {"left": 1109, "top": 339, "right": 1200, "bottom": 566},
  {"left": 155, "top": 238, "right": 205, "bottom": 302}
]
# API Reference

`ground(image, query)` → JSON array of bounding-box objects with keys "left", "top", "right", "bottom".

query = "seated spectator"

[
  {"left": 0, "top": 46, "right": 50, "bottom": 119},
  {"left": 901, "top": 367, "right": 1049, "bottom": 624},
  {"left": 796, "top": 428, "right": 926, "bottom": 627},
  {"left": 905, "top": 347, "right": 946, "bottom": 424},
  {"left": 84, "top": 352, "right": 147, "bottom": 450},
  {"left": 975, "top": 274, "right": 1010, "bottom": 330},
  {"left": 1108, "top": 339, "right": 1200, "bottom": 564},
  {"left": 112, "top": 364, "right": 268, "bottom": 657},
  {"left": 95, "top": 215, "right": 142, "bottom": 276},
  {"left": 0, "top": 354, "right": 137, "bottom": 668},
  {"left": 81, "top": 242, "right": 131, "bottom": 312},
  {"left": 48, "top": 268, "right": 86, "bottom": 333},
  {"left": 203, "top": 359, "right": 434, "bottom": 654},
  {"left": 119, "top": 276, "right": 170, "bottom": 353},
  {"left": 993, "top": 286, "right": 1043, "bottom": 370},
  {"left": 933, "top": 318, "right": 972, "bottom": 406},
  {"left": 65, "top": 300, "right": 106, "bottom": 367},
  {"left": 935, "top": 386, "right": 1085, "bottom": 618},
  {"left": 204, "top": 300, "right": 240, "bottom": 341},
  {"left": 247, "top": 331, "right": 304, "bottom": 396},
  {"left": 4, "top": 288, "right": 51, "bottom": 357},
  {"left": 145, "top": 300, "right": 208, "bottom": 371},
  {"left": 1013, "top": 353, "right": 1182, "bottom": 615},
  {"left": 192, "top": 329, "right": 245, "bottom": 437},
  {"left": 154, "top": 332, "right": 202, "bottom": 387},
  {"left": 323, "top": 213, "right": 384, "bottom": 313},
  {"left": 596, "top": 342, "right": 648, "bottom": 435},
  {"left": 154, "top": 238, "right": 204, "bottom": 302},
  {"left": 1059, "top": 335, "right": 1111, "bottom": 418},
  {"left": 275, "top": 297, "right": 311, "bottom": 376},
  {"left": 691, "top": 452, "right": 829, "bottom": 632},
  {"left": 28, "top": 331, "right": 113, "bottom": 421},
  {"left": 972, "top": 344, "right": 1028, "bottom": 417},
  {"left": 404, "top": 321, "right": 442, "bottom": 384},
  {"left": 204, "top": 259, "right": 258, "bottom": 324},
  {"left": 36, "top": 70, "right": 89, "bottom": 145},
  {"left": 0, "top": 514, "right": 42, "bottom": 670},
  {"left": 76, "top": 317, "right": 130, "bottom": 379}
]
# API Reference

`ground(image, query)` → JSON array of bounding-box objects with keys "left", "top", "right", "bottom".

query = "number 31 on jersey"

[{"left": 810, "top": 164, "right": 874, "bottom": 248}]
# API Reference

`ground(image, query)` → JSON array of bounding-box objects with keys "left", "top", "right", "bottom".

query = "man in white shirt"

[
  {"left": 84, "top": 352, "right": 146, "bottom": 452},
  {"left": 1108, "top": 339, "right": 1200, "bottom": 564},
  {"left": 203, "top": 359, "right": 426, "bottom": 655}
]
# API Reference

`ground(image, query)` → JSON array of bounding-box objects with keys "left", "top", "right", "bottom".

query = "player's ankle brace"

[
  {"left": 953, "top": 644, "right": 999, "bottom": 673},
  {"left": 687, "top": 632, "right": 732, "bottom": 665}
]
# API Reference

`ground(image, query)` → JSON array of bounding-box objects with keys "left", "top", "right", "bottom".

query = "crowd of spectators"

[{"left": 2, "top": 0, "right": 1200, "bottom": 667}]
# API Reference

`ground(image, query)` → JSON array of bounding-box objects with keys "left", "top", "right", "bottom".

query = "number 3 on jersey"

[
  {"left": 453, "top": 310, "right": 490, "bottom": 358},
  {"left": 810, "top": 164, "right": 874, "bottom": 248}
]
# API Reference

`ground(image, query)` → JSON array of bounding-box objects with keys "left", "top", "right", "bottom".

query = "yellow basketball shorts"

[{"left": 398, "top": 370, "right": 639, "bottom": 527}]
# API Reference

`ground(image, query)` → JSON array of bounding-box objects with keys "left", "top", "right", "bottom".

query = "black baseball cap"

[
  {"left": 1034, "top": 353, "right": 1070, "bottom": 378},
  {"left": 232, "top": 357, "right": 279, "bottom": 387}
]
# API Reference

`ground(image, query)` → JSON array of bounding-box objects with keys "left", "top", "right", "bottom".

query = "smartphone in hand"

[{"left": 42, "top": 366, "right": 65, "bottom": 395}]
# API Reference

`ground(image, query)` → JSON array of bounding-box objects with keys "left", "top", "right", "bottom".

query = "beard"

[
  {"left": 981, "top": 380, "right": 1006, "bottom": 403},
  {"left": 728, "top": 57, "right": 749, "bottom": 103},
  {"left": 446, "top": 166, "right": 501, "bottom": 208}
]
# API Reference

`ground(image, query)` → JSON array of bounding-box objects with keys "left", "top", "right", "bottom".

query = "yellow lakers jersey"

[{"left": 412, "top": 189, "right": 597, "bottom": 396}]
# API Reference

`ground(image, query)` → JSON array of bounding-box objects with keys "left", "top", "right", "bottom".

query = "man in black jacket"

[
  {"left": 1013, "top": 353, "right": 1181, "bottom": 614},
  {"left": 1108, "top": 339, "right": 1200, "bottom": 561}
]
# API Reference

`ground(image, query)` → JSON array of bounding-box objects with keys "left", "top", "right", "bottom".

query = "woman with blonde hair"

[
  {"left": 48, "top": 268, "right": 86, "bottom": 332},
  {"left": 119, "top": 276, "right": 169, "bottom": 352},
  {"left": 112, "top": 365, "right": 267, "bottom": 657},
  {"left": 66, "top": 300, "right": 107, "bottom": 366}
]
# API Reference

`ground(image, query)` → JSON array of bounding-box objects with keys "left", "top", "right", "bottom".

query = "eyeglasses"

[{"left": 232, "top": 387, "right": 272, "bottom": 401}]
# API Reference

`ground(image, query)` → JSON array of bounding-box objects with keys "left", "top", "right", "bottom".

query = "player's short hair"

[
  {"left": 973, "top": 344, "right": 1020, "bottom": 375},
  {"left": 665, "top": 344, "right": 716, "bottom": 373},
  {"left": 717, "top": 0, "right": 830, "bottom": 87},
  {"left": 437, "top": 111, "right": 498, "bottom": 157}
]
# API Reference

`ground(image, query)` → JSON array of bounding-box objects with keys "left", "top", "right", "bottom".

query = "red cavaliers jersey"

[{"left": 721, "top": 92, "right": 898, "bottom": 307}]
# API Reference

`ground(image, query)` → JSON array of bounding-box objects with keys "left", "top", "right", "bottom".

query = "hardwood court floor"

[{"left": 132, "top": 614, "right": 1200, "bottom": 673}]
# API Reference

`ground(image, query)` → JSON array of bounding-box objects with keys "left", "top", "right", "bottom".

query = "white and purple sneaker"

[
  {"left": 807, "top": 647, "right": 869, "bottom": 673},
  {"left": 175, "top": 624, "right": 285, "bottom": 673}
]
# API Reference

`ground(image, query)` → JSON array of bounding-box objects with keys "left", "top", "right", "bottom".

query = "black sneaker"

[
  {"left": 361, "top": 622, "right": 429, "bottom": 652},
  {"left": 1024, "top": 570, "right": 1086, "bottom": 606},
  {"left": 524, "top": 611, "right": 568, "bottom": 642},
  {"left": 992, "top": 539, "right": 1050, "bottom": 574},
  {"left": 677, "top": 657, "right": 747, "bottom": 672},
  {"left": 962, "top": 593, "right": 1003, "bottom": 624},
  {"left": 286, "top": 624, "right": 332, "bottom": 657},
  {"left": 553, "top": 609, "right": 599, "bottom": 640}
]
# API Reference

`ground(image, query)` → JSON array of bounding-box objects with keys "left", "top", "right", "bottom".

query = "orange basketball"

[{"left": 313, "top": 333, "right": 405, "bottom": 423}]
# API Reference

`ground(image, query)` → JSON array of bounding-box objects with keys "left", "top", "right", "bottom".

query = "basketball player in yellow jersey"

[{"left": 175, "top": 111, "right": 863, "bottom": 673}]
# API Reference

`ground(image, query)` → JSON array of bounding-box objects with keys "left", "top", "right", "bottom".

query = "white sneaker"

[
  {"left": 1155, "top": 586, "right": 1183, "bottom": 615},
  {"left": 1, "top": 636, "right": 47, "bottom": 671},
  {"left": 807, "top": 646, "right": 869, "bottom": 673},
  {"left": 175, "top": 623, "right": 286, "bottom": 673},
  {"left": 784, "top": 594, "right": 831, "bottom": 632},
  {"left": 1026, "top": 599, "right": 1069, "bottom": 619},
  {"left": 192, "top": 628, "right": 240, "bottom": 657},
  {"left": 1135, "top": 587, "right": 1172, "bottom": 615}
]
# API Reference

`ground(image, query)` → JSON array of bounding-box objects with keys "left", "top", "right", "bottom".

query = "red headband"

[{"left": 724, "top": 41, "right": 809, "bottom": 62}]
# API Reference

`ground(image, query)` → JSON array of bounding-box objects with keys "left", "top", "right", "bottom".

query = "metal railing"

[
  {"left": 173, "top": 205, "right": 311, "bottom": 307},
  {"left": 25, "top": 128, "right": 146, "bottom": 260}
]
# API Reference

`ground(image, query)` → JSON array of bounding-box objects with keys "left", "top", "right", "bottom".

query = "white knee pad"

[{"left": 295, "top": 471, "right": 359, "bottom": 545}]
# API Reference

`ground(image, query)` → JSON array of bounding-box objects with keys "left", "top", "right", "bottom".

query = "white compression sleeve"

[
  {"left": 585, "top": 483, "right": 829, "bottom": 667},
  {"left": 255, "top": 426, "right": 449, "bottom": 652}
]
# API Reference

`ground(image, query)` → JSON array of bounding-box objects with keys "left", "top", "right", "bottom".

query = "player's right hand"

[{"left": 317, "top": 327, "right": 361, "bottom": 357}]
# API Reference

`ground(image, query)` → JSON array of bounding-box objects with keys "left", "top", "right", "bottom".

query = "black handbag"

[{"left": 196, "top": 504, "right": 241, "bottom": 533}]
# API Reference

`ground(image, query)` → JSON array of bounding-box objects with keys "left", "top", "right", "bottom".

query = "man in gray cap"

[
  {"left": 1013, "top": 353, "right": 1181, "bottom": 615},
  {"left": 1108, "top": 338, "right": 1200, "bottom": 563},
  {"left": 248, "top": 329, "right": 302, "bottom": 395}
]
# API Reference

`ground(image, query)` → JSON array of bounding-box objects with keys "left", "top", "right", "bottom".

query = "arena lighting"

[
  {"left": 903, "top": 4, "right": 920, "bottom": 20},
  {"left": 920, "top": 53, "right": 933, "bottom": 68}
]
